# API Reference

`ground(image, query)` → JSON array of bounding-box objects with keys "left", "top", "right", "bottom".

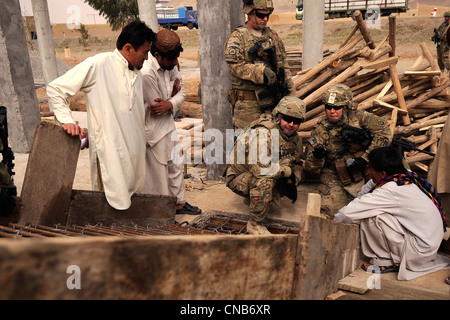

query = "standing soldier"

[
  {"left": 225, "top": 96, "right": 305, "bottom": 235},
  {"left": 224, "top": 0, "right": 294, "bottom": 129},
  {"left": 304, "top": 84, "right": 392, "bottom": 218},
  {"left": 433, "top": 11, "right": 450, "bottom": 73}
]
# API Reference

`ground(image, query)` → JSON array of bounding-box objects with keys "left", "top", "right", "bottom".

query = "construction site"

[{"left": 0, "top": 0, "right": 449, "bottom": 304}]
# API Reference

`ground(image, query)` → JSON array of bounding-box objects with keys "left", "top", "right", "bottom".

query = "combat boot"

[{"left": 246, "top": 218, "right": 271, "bottom": 235}]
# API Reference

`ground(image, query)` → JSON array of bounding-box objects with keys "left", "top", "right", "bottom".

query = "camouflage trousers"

[
  {"left": 226, "top": 172, "right": 276, "bottom": 222},
  {"left": 437, "top": 43, "right": 450, "bottom": 71},
  {"left": 232, "top": 99, "right": 270, "bottom": 129},
  {"left": 318, "top": 169, "right": 364, "bottom": 219}
]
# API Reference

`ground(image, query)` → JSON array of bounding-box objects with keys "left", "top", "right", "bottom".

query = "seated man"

[
  {"left": 225, "top": 96, "right": 305, "bottom": 235},
  {"left": 334, "top": 147, "right": 450, "bottom": 280}
]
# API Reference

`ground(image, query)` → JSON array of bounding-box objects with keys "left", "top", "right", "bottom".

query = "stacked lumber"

[
  {"left": 294, "top": 11, "right": 450, "bottom": 174},
  {"left": 286, "top": 49, "right": 335, "bottom": 75}
]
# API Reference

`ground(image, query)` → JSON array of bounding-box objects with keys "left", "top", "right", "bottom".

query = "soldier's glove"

[
  {"left": 345, "top": 157, "right": 368, "bottom": 170},
  {"left": 276, "top": 173, "right": 297, "bottom": 204},
  {"left": 312, "top": 147, "right": 329, "bottom": 159},
  {"left": 263, "top": 67, "right": 276, "bottom": 86}
]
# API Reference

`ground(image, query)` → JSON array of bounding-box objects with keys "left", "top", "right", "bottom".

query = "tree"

[
  {"left": 84, "top": 0, "right": 139, "bottom": 31},
  {"left": 77, "top": 23, "right": 89, "bottom": 47}
]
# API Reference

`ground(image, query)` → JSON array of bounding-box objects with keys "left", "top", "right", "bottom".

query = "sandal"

[
  {"left": 361, "top": 263, "right": 399, "bottom": 274},
  {"left": 176, "top": 202, "right": 202, "bottom": 215}
]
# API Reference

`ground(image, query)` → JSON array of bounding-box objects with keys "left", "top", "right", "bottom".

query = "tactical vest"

[
  {"left": 437, "top": 22, "right": 450, "bottom": 44},
  {"left": 226, "top": 115, "right": 301, "bottom": 177},
  {"left": 229, "top": 26, "right": 284, "bottom": 91}
]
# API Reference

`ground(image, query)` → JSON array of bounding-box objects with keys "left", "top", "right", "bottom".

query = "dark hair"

[
  {"left": 150, "top": 42, "right": 183, "bottom": 60},
  {"left": 368, "top": 146, "right": 407, "bottom": 176},
  {"left": 116, "top": 20, "right": 156, "bottom": 50}
]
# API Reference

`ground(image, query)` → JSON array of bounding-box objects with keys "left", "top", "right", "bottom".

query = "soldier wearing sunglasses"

[
  {"left": 225, "top": 96, "right": 305, "bottom": 235},
  {"left": 224, "top": 0, "right": 294, "bottom": 129},
  {"left": 304, "top": 84, "right": 392, "bottom": 219}
]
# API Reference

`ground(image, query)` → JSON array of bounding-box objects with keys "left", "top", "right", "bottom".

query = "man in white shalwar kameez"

[
  {"left": 335, "top": 147, "right": 450, "bottom": 280},
  {"left": 141, "top": 29, "right": 201, "bottom": 215},
  {"left": 47, "top": 21, "right": 156, "bottom": 210}
]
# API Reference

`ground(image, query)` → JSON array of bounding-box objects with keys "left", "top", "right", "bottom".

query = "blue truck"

[{"left": 157, "top": 6, "right": 198, "bottom": 30}]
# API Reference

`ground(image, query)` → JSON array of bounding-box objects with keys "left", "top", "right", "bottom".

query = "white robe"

[
  {"left": 335, "top": 179, "right": 450, "bottom": 280},
  {"left": 46, "top": 49, "right": 146, "bottom": 210},
  {"left": 141, "top": 55, "right": 186, "bottom": 204}
]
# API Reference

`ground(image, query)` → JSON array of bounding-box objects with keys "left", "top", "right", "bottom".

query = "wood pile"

[
  {"left": 293, "top": 10, "right": 450, "bottom": 174},
  {"left": 286, "top": 49, "right": 335, "bottom": 75}
]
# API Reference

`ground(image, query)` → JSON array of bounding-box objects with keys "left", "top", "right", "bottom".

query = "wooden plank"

[
  {"left": 404, "top": 71, "right": 442, "bottom": 76},
  {"left": 361, "top": 56, "right": 398, "bottom": 70},
  {"left": 389, "top": 64, "right": 410, "bottom": 125},
  {"left": 291, "top": 215, "right": 361, "bottom": 300},
  {"left": 66, "top": 190, "right": 177, "bottom": 227},
  {"left": 17, "top": 122, "right": 80, "bottom": 226},
  {"left": 0, "top": 234, "right": 298, "bottom": 299}
]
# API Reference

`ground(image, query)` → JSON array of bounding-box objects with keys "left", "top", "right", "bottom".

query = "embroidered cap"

[{"left": 155, "top": 29, "right": 182, "bottom": 53}]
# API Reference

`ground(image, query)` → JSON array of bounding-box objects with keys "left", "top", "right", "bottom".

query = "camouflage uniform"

[
  {"left": 436, "top": 12, "right": 450, "bottom": 71},
  {"left": 225, "top": 96, "right": 305, "bottom": 228},
  {"left": 224, "top": 0, "right": 294, "bottom": 129},
  {"left": 304, "top": 85, "right": 392, "bottom": 218}
]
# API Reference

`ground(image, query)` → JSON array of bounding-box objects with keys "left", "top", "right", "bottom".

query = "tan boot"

[{"left": 246, "top": 219, "right": 271, "bottom": 235}]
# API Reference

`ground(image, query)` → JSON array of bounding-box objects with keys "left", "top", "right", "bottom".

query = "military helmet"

[
  {"left": 322, "top": 84, "right": 354, "bottom": 109},
  {"left": 243, "top": 0, "right": 274, "bottom": 15},
  {"left": 444, "top": 11, "right": 450, "bottom": 17},
  {"left": 272, "top": 96, "right": 306, "bottom": 120}
]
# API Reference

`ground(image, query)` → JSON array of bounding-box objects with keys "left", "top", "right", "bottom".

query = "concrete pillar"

[
  {"left": 302, "top": 0, "right": 325, "bottom": 70},
  {"left": 137, "top": 0, "right": 159, "bottom": 33},
  {"left": 0, "top": 0, "right": 41, "bottom": 153},
  {"left": 31, "top": 0, "right": 59, "bottom": 89},
  {"left": 197, "top": 0, "right": 244, "bottom": 180}
]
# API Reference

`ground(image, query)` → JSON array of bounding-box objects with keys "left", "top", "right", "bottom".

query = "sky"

[{"left": 19, "top": 0, "right": 107, "bottom": 24}]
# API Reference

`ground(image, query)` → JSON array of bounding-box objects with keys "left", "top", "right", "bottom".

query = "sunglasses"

[
  {"left": 281, "top": 114, "right": 303, "bottom": 125},
  {"left": 325, "top": 104, "right": 344, "bottom": 111},
  {"left": 254, "top": 11, "right": 271, "bottom": 19}
]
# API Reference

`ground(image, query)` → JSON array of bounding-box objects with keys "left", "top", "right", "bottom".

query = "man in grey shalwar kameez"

[{"left": 335, "top": 147, "right": 450, "bottom": 280}]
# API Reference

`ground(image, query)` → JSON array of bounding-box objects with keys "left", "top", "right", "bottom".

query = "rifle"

[
  {"left": 432, "top": 28, "right": 441, "bottom": 48},
  {"left": 247, "top": 43, "right": 289, "bottom": 111},
  {"left": 341, "top": 124, "right": 435, "bottom": 157},
  {"left": 341, "top": 124, "right": 372, "bottom": 151},
  {"left": 0, "top": 106, "right": 17, "bottom": 196},
  {"left": 391, "top": 138, "right": 436, "bottom": 157}
]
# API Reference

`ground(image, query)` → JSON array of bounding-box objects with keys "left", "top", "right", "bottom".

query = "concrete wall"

[{"left": 0, "top": 0, "right": 40, "bottom": 153}]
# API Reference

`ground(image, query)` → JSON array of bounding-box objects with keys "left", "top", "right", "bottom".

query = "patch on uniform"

[
  {"left": 228, "top": 42, "right": 240, "bottom": 49},
  {"left": 227, "top": 48, "right": 237, "bottom": 55},
  {"left": 307, "top": 137, "right": 318, "bottom": 146},
  {"left": 370, "top": 117, "right": 387, "bottom": 128},
  {"left": 327, "top": 92, "right": 337, "bottom": 105}
]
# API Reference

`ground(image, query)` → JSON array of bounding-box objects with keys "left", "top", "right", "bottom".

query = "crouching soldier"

[
  {"left": 225, "top": 96, "right": 305, "bottom": 235},
  {"left": 304, "top": 84, "right": 392, "bottom": 218}
]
